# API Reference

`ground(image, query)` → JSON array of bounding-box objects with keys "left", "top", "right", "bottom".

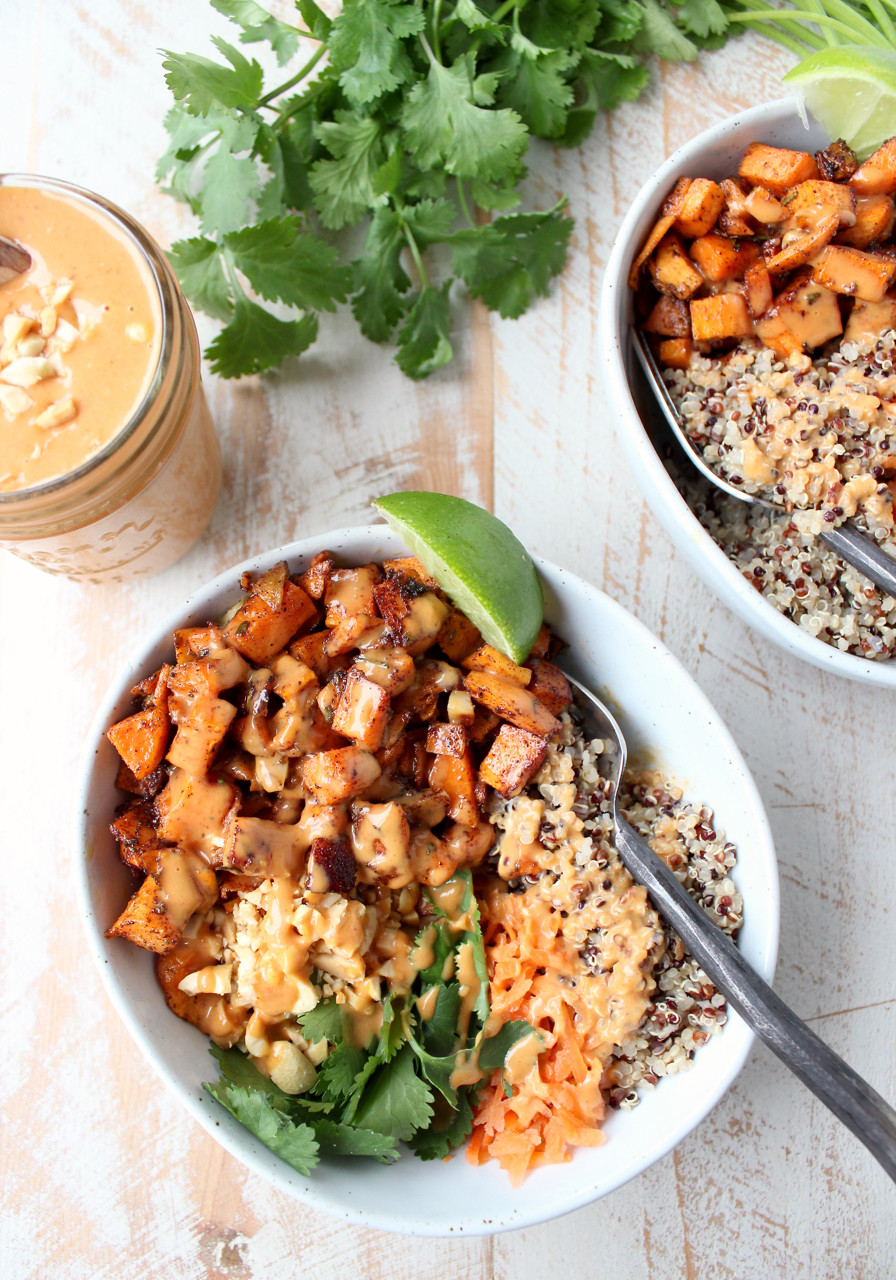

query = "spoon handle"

[
  {"left": 614, "top": 816, "right": 896, "bottom": 1182},
  {"left": 820, "top": 524, "right": 896, "bottom": 596}
]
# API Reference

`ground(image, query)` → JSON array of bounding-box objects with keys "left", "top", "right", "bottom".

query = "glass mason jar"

[{"left": 0, "top": 175, "right": 221, "bottom": 583}]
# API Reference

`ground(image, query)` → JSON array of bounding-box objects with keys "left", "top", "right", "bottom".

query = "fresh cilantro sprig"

[
  {"left": 158, "top": 0, "right": 743, "bottom": 379},
  {"left": 202, "top": 870, "right": 540, "bottom": 1171}
]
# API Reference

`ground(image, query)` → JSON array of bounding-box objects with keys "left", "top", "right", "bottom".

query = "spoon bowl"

[{"left": 565, "top": 669, "right": 896, "bottom": 1183}]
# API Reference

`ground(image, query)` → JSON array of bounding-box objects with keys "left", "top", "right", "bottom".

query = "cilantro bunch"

[
  {"left": 205, "top": 871, "right": 537, "bottom": 1170},
  {"left": 158, "top": 0, "right": 736, "bottom": 380}
]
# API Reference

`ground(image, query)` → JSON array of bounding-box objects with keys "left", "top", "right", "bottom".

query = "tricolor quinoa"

[{"left": 667, "top": 333, "right": 896, "bottom": 659}]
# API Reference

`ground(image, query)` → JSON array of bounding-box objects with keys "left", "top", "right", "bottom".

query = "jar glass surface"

[{"left": 0, "top": 174, "right": 221, "bottom": 582}]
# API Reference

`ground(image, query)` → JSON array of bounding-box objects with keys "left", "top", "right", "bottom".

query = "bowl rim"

[
  {"left": 75, "top": 524, "right": 779, "bottom": 1235},
  {"left": 599, "top": 94, "right": 896, "bottom": 689}
]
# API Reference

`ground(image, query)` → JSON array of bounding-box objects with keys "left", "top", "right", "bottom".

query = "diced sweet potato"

[
  {"left": 270, "top": 653, "right": 317, "bottom": 700},
  {"left": 219, "top": 812, "right": 303, "bottom": 876},
  {"left": 381, "top": 556, "right": 438, "bottom": 589},
  {"left": 425, "top": 723, "right": 467, "bottom": 756},
  {"left": 302, "top": 745, "right": 381, "bottom": 804},
  {"left": 689, "top": 233, "right": 758, "bottom": 283},
  {"left": 106, "top": 876, "right": 181, "bottom": 954},
  {"left": 674, "top": 178, "right": 724, "bottom": 238},
  {"left": 765, "top": 211, "right": 839, "bottom": 274},
  {"left": 461, "top": 644, "right": 531, "bottom": 686},
  {"left": 479, "top": 725, "right": 548, "bottom": 799},
  {"left": 107, "top": 706, "right": 170, "bottom": 781},
  {"left": 463, "top": 670, "right": 560, "bottom": 738},
  {"left": 738, "top": 142, "right": 819, "bottom": 195},
  {"left": 649, "top": 232, "right": 704, "bottom": 300},
  {"left": 837, "top": 195, "right": 896, "bottom": 248},
  {"left": 743, "top": 261, "right": 773, "bottom": 318},
  {"left": 689, "top": 293, "right": 753, "bottom": 342},
  {"left": 642, "top": 296, "right": 691, "bottom": 338},
  {"left": 811, "top": 244, "right": 896, "bottom": 302},
  {"left": 850, "top": 137, "right": 896, "bottom": 196},
  {"left": 166, "top": 695, "right": 237, "bottom": 775},
  {"left": 743, "top": 186, "right": 786, "bottom": 224},
  {"left": 224, "top": 580, "right": 317, "bottom": 664},
  {"left": 330, "top": 669, "right": 391, "bottom": 751},
  {"left": 435, "top": 608, "right": 482, "bottom": 662},
  {"left": 786, "top": 179, "right": 856, "bottom": 226},
  {"left": 657, "top": 337, "right": 694, "bottom": 370},
  {"left": 524, "top": 658, "right": 572, "bottom": 716},
  {"left": 718, "top": 211, "right": 754, "bottom": 238},
  {"left": 628, "top": 177, "right": 692, "bottom": 287},
  {"left": 297, "top": 551, "right": 334, "bottom": 600},
  {"left": 754, "top": 273, "right": 842, "bottom": 358},
  {"left": 110, "top": 801, "right": 168, "bottom": 874},
  {"left": 428, "top": 750, "right": 478, "bottom": 826},
  {"left": 373, "top": 580, "right": 450, "bottom": 655},
  {"left": 353, "top": 646, "right": 416, "bottom": 694},
  {"left": 842, "top": 298, "right": 896, "bottom": 343},
  {"left": 288, "top": 630, "right": 349, "bottom": 681},
  {"left": 155, "top": 768, "right": 236, "bottom": 854}
]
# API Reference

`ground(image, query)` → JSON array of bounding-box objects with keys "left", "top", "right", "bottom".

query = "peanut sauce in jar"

[{"left": 0, "top": 176, "right": 221, "bottom": 581}]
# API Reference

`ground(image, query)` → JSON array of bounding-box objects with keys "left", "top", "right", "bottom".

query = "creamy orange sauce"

[{"left": 0, "top": 184, "right": 161, "bottom": 491}]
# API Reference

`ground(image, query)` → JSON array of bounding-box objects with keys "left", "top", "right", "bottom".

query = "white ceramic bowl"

[
  {"left": 77, "top": 524, "right": 778, "bottom": 1235},
  {"left": 600, "top": 96, "right": 896, "bottom": 689}
]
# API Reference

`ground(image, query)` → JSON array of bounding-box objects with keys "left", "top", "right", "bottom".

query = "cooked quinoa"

[
  {"left": 665, "top": 332, "right": 896, "bottom": 659},
  {"left": 488, "top": 712, "right": 742, "bottom": 1113}
]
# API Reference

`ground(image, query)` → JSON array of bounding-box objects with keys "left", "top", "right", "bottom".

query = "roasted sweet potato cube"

[
  {"left": 718, "top": 211, "right": 754, "bottom": 238},
  {"left": 270, "top": 653, "right": 317, "bottom": 700},
  {"left": 674, "top": 178, "right": 724, "bottom": 238},
  {"left": 689, "top": 293, "right": 753, "bottom": 342},
  {"left": 837, "top": 195, "right": 896, "bottom": 248},
  {"left": 297, "top": 551, "right": 334, "bottom": 600},
  {"left": 649, "top": 232, "right": 704, "bottom": 300},
  {"left": 272, "top": 688, "right": 341, "bottom": 756},
  {"left": 787, "top": 179, "right": 856, "bottom": 225},
  {"left": 436, "top": 608, "right": 482, "bottom": 662},
  {"left": 743, "top": 262, "right": 773, "bottom": 318},
  {"left": 353, "top": 646, "right": 416, "bottom": 694},
  {"left": 106, "top": 876, "right": 182, "bottom": 954},
  {"left": 219, "top": 812, "right": 304, "bottom": 876},
  {"left": 754, "top": 273, "right": 842, "bottom": 357},
  {"left": 302, "top": 745, "right": 382, "bottom": 804},
  {"left": 657, "top": 337, "right": 694, "bottom": 370},
  {"left": 330, "top": 669, "right": 391, "bottom": 751},
  {"left": 382, "top": 556, "right": 438, "bottom": 589},
  {"left": 850, "top": 137, "right": 896, "bottom": 196},
  {"left": 628, "top": 177, "right": 692, "bottom": 287},
  {"left": 428, "top": 750, "right": 478, "bottom": 825},
  {"left": 131, "top": 664, "right": 170, "bottom": 707},
  {"left": 812, "top": 245, "right": 896, "bottom": 302},
  {"left": 463, "top": 670, "right": 560, "bottom": 738},
  {"left": 374, "top": 579, "right": 450, "bottom": 655},
  {"left": 396, "top": 736, "right": 430, "bottom": 788},
  {"left": 479, "top": 725, "right": 548, "bottom": 799},
  {"left": 224, "top": 580, "right": 317, "bottom": 664},
  {"left": 325, "top": 565, "right": 380, "bottom": 628},
  {"left": 524, "top": 658, "right": 572, "bottom": 716},
  {"left": 461, "top": 644, "right": 531, "bottom": 686},
  {"left": 843, "top": 298, "right": 896, "bottom": 343},
  {"left": 115, "top": 760, "right": 167, "bottom": 798},
  {"left": 765, "top": 211, "right": 839, "bottom": 274},
  {"left": 528, "top": 624, "right": 552, "bottom": 660},
  {"left": 156, "top": 768, "right": 237, "bottom": 854},
  {"left": 643, "top": 296, "right": 691, "bottom": 338},
  {"left": 110, "top": 801, "right": 168, "bottom": 874},
  {"left": 288, "top": 630, "right": 348, "bottom": 681},
  {"left": 743, "top": 186, "right": 786, "bottom": 224},
  {"left": 425, "top": 723, "right": 468, "bottom": 756},
  {"left": 173, "top": 629, "right": 205, "bottom": 664},
  {"left": 689, "top": 233, "right": 758, "bottom": 283},
  {"left": 166, "top": 695, "right": 237, "bottom": 775},
  {"left": 107, "top": 706, "right": 170, "bottom": 781},
  {"left": 738, "top": 143, "right": 818, "bottom": 195}
]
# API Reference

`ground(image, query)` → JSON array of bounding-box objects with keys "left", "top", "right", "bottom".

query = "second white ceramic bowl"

[
  {"left": 600, "top": 96, "right": 896, "bottom": 688},
  {"left": 77, "top": 524, "right": 779, "bottom": 1234}
]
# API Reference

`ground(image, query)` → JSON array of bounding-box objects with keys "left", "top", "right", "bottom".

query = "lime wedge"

[
  {"left": 372, "top": 492, "right": 543, "bottom": 664},
  {"left": 784, "top": 46, "right": 896, "bottom": 160}
]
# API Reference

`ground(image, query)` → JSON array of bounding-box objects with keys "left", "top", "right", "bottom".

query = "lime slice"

[
  {"left": 372, "top": 492, "right": 543, "bottom": 664},
  {"left": 784, "top": 46, "right": 896, "bottom": 160}
]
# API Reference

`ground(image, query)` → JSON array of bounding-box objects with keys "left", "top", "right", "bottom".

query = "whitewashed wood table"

[{"left": 3, "top": 5, "right": 895, "bottom": 1277}]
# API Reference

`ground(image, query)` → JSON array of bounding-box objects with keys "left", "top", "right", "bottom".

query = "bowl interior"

[
  {"left": 78, "top": 525, "right": 779, "bottom": 1235},
  {"left": 599, "top": 96, "right": 896, "bottom": 689}
]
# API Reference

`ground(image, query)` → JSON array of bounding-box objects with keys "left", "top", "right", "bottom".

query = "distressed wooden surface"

[{"left": 2, "top": 5, "right": 895, "bottom": 1277}]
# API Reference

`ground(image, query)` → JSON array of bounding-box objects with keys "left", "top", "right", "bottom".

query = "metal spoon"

[
  {"left": 564, "top": 669, "right": 896, "bottom": 1182},
  {"left": 632, "top": 328, "right": 896, "bottom": 597}
]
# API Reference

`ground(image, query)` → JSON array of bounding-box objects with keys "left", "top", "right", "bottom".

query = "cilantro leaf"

[
  {"left": 211, "top": 0, "right": 301, "bottom": 64},
  {"left": 168, "top": 236, "right": 234, "bottom": 320},
  {"left": 198, "top": 115, "right": 261, "bottom": 234},
  {"left": 312, "top": 1042, "right": 368, "bottom": 1102},
  {"left": 408, "top": 1088, "right": 475, "bottom": 1160},
  {"left": 161, "top": 37, "right": 265, "bottom": 116},
  {"left": 395, "top": 283, "right": 454, "bottom": 380},
  {"left": 350, "top": 208, "right": 411, "bottom": 342},
  {"left": 224, "top": 216, "right": 353, "bottom": 311},
  {"left": 635, "top": 0, "right": 699, "bottom": 61},
  {"left": 209, "top": 1043, "right": 290, "bottom": 1103},
  {"left": 677, "top": 0, "right": 729, "bottom": 40},
  {"left": 206, "top": 297, "right": 318, "bottom": 377},
  {"left": 450, "top": 205, "right": 572, "bottom": 319},
  {"left": 311, "top": 1119, "right": 400, "bottom": 1163},
  {"left": 328, "top": 0, "right": 424, "bottom": 106},
  {"left": 351, "top": 1043, "right": 434, "bottom": 1141},
  {"left": 296, "top": 0, "right": 332, "bottom": 41},
  {"left": 296, "top": 997, "right": 345, "bottom": 1045},
  {"left": 401, "top": 54, "right": 528, "bottom": 183},
  {"left": 205, "top": 1081, "right": 321, "bottom": 1174},
  {"left": 492, "top": 33, "right": 576, "bottom": 139},
  {"left": 453, "top": 0, "right": 508, "bottom": 41},
  {"left": 310, "top": 112, "right": 387, "bottom": 228}
]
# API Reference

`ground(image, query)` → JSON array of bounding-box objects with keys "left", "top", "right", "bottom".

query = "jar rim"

[{"left": 0, "top": 173, "right": 174, "bottom": 506}]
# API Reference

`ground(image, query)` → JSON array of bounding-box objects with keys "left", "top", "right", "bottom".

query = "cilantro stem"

[
  {"left": 726, "top": 5, "right": 886, "bottom": 47},
  {"left": 866, "top": 0, "right": 896, "bottom": 45},
  {"left": 258, "top": 44, "right": 326, "bottom": 107},
  {"left": 492, "top": 0, "right": 527, "bottom": 22},
  {"left": 430, "top": 0, "right": 444, "bottom": 63},
  {"left": 401, "top": 220, "right": 429, "bottom": 288},
  {"left": 457, "top": 179, "right": 475, "bottom": 229}
]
